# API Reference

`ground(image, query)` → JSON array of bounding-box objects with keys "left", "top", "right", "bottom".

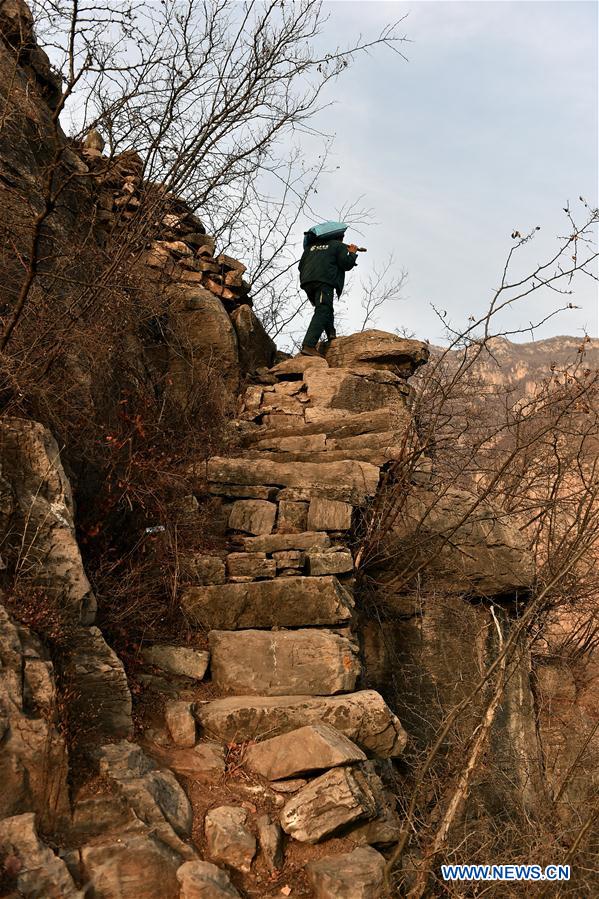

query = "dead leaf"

[{"left": 280, "top": 887, "right": 292, "bottom": 896}]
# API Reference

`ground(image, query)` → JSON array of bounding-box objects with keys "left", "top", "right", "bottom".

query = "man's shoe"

[{"left": 300, "top": 345, "right": 322, "bottom": 357}]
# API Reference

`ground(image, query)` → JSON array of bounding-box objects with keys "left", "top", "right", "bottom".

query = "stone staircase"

[
  {"left": 15, "top": 332, "right": 430, "bottom": 898},
  {"left": 128, "top": 333, "right": 429, "bottom": 896}
]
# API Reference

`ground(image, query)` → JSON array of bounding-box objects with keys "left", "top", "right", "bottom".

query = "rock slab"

[
  {"left": 306, "top": 846, "right": 386, "bottom": 898},
  {"left": 209, "top": 629, "right": 360, "bottom": 696},
  {"left": 204, "top": 805, "right": 256, "bottom": 873},
  {"left": 196, "top": 690, "right": 407, "bottom": 757},
  {"left": 177, "top": 860, "right": 241, "bottom": 897},
  {"left": 0, "top": 813, "right": 82, "bottom": 898},
  {"left": 244, "top": 723, "right": 366, "bottom": 780},
  {"left": 280, "top": 766, "right": 378, "bottom": 843},
  {"left": 182, "top": 575, "right": 353, "bottom": 629},
  {"left": 142, "top": 644, "right": 209, "bottom": 680},
  {"left": 205, "top": 457, "right": 380, "bottom": 504}
]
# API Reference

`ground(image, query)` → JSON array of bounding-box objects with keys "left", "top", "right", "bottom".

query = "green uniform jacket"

[{"left": 298, "top": 239, "right": 358, "bottom": 296}]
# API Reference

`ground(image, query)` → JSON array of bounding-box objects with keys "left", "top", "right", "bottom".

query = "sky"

[{"left": 287, "top": 0, "right": 598, "bottom": 347}]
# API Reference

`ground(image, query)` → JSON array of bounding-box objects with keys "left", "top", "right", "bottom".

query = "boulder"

[
  {"left": 81, "top": 830, "right": 182, "bottom": 899},
  {"left": 196, "top": 690, "right": 407, "bottom": 758},
  {"left": 367, "top": 486, "right": 535, "bottom": 597},
  {"left": 182, "top": 575, "right": 353, "bottom": 629},
  {"left": 177, "top": 860, "right": 241, "bottom": 898},
  {"left": 0, "top": 813, "right": 82, "bottom": 898},
  {"left": 256, "top": 814, "right": 284, "bottom": 872},
  {"left": 280, "top": 766, "right": 378, "bottom": 843},
  {"left": 303, "top": 366, "right": 404, "bottom": 413},
  {"left": 307, "top": 497, "right": 353, "bottom": 531},
  {"left": 306, "top": 846, "right": 386, "bottom": 898},
  {"left": 362, "top": 601, "right": 545, "bottom": 818},
  {"left": 204, "top": 806, "right": 256, "bottom": 873},
  {"left": 243, "top": 724, "right": 366, "bottom": 780},
  {"left": 63, "top": 625, "right": 133, "bottom": 741},
  {"left": 230, "top": 304, "right": 277, "bottom": 374},
  {"left": 141, "top": 645, "right": 210, "bottom": 680},
  {"left": 204, "top": 457, "right": 380, "bottom": 504},
  {"left": 168, "top": 286, "right": 239, "bottom": 401},
  {"left": 0, "top": 418, "right": 96, "bottom": 623},
  {"left": 228, "top": 499, "right": 277, "bottom": 535},
  {"left": 95, "top": 741, "right": 194, "bottom": 856},
  {"left": 324, "top": 329, "right": 429, "bottom": 376},
  {"left": 165, "top": 701, "right": 197, "bottom": 747},
  {"left": 208, "top": 629, "right": 360, "bottom": 696},
  {"left": 0, "top": 605, "right": 70, "bottom": 830}
]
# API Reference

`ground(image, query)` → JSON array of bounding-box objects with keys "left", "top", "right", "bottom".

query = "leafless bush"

[{"left": 352, "top": 204, "right": 599, "bottom": 895}]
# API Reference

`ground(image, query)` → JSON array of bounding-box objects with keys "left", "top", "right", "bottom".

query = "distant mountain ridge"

[{"left": 437, "top": 334, "right": 599, "bottom": 394}]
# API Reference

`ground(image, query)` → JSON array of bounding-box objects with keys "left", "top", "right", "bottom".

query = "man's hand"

[{"left": 347, "top": 243, "right": 358, "bottom": 254}]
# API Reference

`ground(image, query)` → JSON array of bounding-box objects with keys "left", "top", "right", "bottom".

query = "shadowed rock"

[
  {"left": 306, "top": 845, "right": 386, "bottom": 898},
  {"left": 204, "top": 805, "right": 256, "bottom": 873},
  {"left": 0, "top": 605, "right": 70, "bottom": 830},
  {"left": 182, "top": 575, "right": 353, "bottom": 629},
  {"left": 177, "top": 860, "right": 241, "bottom": 897}
]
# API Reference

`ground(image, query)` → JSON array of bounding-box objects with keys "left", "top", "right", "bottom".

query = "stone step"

[
  {"left": 203, "top": 457, "right": 380, "bottom": 504},
  {"left": 237, "top": 446, "right": 403, "bottom": 466},
  {"left": 208, "top": 629, "right": 360, "bottom": 696},
  {"left": 195, "top": 690, "right": 407, "bottom": 758},
  {"left": 243, "top": 724, "right": 367, "bottom": 781},
  {"left": 269, "top": 355, "right": 328, "bottom": 379},
  {"left": 237, "top": 531, "right": 330, "bottom": 553},
  {"left": 324, "top": 330, "right": 429, "bottom": 375},
  {"left": 181, "top": 575, "right": 354, "bottom": 630},
  {"left": 246, "top": 408, "right": 396, "bottom": 441}
]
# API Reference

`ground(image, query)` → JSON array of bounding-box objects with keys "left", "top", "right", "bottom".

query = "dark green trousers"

[{"left": 302, "top": 282, "right": 335, "bottom": 347}]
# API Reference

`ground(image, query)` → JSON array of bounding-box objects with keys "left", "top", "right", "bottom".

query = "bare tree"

[
  {"left": 351, "top": 201, "right": 599, "bottom": 896},
  {"left": 358, "top": 254, "right": 407, "bottom": 330}
]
